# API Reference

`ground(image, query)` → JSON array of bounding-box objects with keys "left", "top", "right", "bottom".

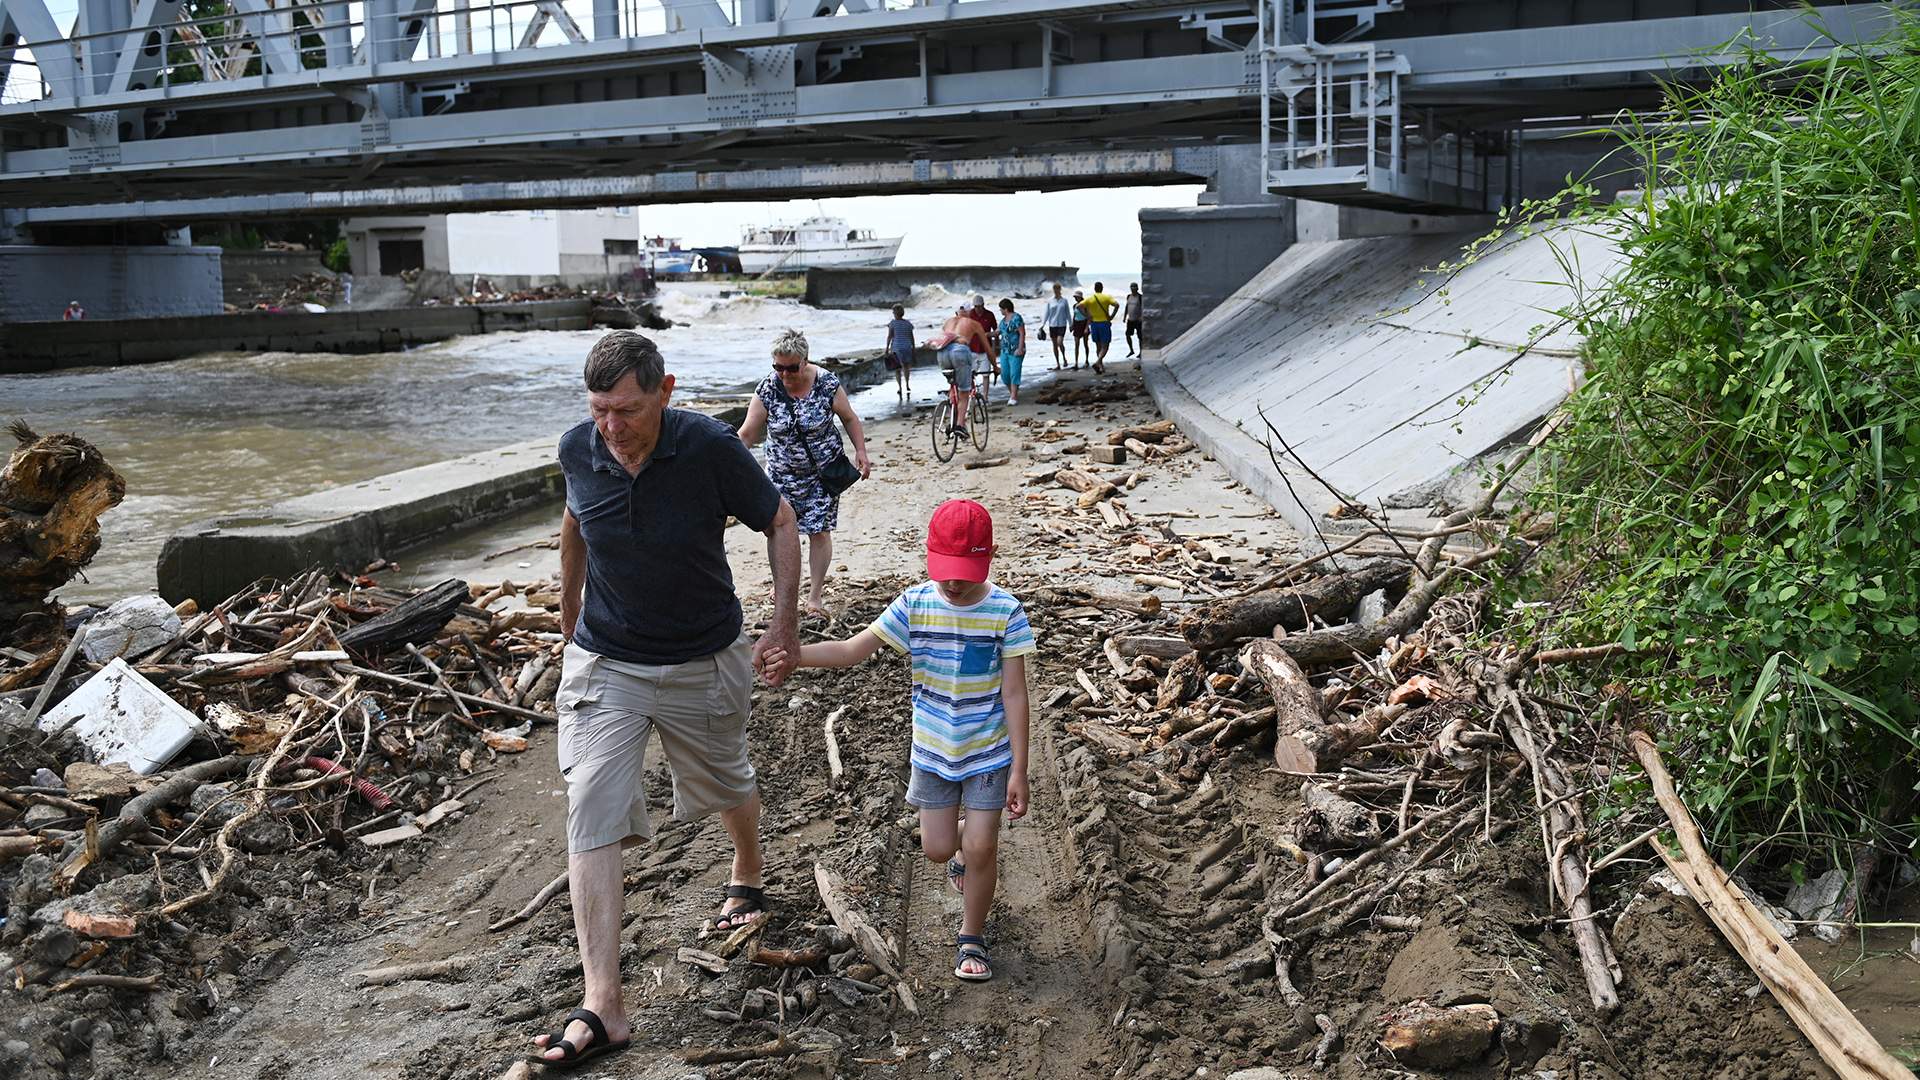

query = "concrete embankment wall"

[
  {"left": 0, "top": 244, "right": 224, "bottom": 322},
  {"left": 1143, "top": 221, "right": 1622, "bottom": 541},
  {"left": 806, "top": 265, "right": 1079, "bottom": 309},
  {"left": 0, "top": 299, "right": 591, "bottom": 373}
]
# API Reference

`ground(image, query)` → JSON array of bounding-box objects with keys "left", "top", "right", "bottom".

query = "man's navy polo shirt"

[{"left": 560, "top": 409, "right": 781, "bottom": 665}]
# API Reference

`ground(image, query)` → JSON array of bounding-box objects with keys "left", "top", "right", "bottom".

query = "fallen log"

[
  {"left": 1298, "top": 782, "right": 1382, "bottom": 851},
  {"left": 1106, "top": 420, "right": 1176, "bottom": 445},
  {"left": 1629, "top": 730, "right": 1908, "bottom": 1080},
  {"left": 0, "top": 421, "right": 126, "bottom": 637},
  {"left": 1054, "top": 468, "right": 1117, "bottom": 507},
  {"left": 337, "top": 578, "right": 469, "bottom": 652},
  {"left": 1381, "top": 1001, "right": 1499, "bottom": 1069},
  {"left": 1237, "top": 641, "right": 1325, "bottom": 771},
  {"left": 1112, "top": 635, "right": 1192, "bottom": 661},
  {"left": 1156, "top": 651, "right": 1205, "bottom": 711},
  {"left": 1276, "top": 702, "right": 1409, "bottom": 776},
  {"left": 1182, "top": 559, "right": 1409, "bottom": 653}
]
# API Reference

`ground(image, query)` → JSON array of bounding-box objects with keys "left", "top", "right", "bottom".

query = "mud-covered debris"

[{"left": 1380, "top": 1000, "right": 1499, "bottom": 1068}]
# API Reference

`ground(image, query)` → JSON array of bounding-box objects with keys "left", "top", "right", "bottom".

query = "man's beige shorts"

[{"left": 555, "top": 636, "right": 757, "bottom": 853}]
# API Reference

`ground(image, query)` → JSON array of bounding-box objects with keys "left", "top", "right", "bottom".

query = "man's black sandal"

[
  {"left": 528, "top": 1007, "right": 629, "bottom": 1070},
  {"left": 709, "top": 884, "right": 767, "bottom": 932}
]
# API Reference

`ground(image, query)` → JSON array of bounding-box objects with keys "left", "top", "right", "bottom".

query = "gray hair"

[
  {"left": 584, "top": 331, "right": 665, "bottom": 393},
  {"left": 771, "top": 327, "right": 809, "bottom": 362}
]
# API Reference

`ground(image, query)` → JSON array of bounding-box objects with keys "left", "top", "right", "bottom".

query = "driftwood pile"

[
  {"left": 0, "top": 571, "right": 567, "bottom": 999},
  {"left": 1025, "top": 412, "right": 1642, "bottom": 1066}
]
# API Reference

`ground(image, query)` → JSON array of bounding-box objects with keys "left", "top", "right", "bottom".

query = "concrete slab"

[
  {"left": 156, "top": 439, "right": 563, "bottom": 605},
  {"left": 1144, "top": 221, "right": 1621, "bottom": 542}
]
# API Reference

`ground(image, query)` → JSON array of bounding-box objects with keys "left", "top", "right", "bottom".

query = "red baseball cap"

[{"left": 926, "top": 499, "right": 994, "bottom": 582}]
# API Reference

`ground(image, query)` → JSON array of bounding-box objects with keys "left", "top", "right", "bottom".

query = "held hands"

[
  {"left": 1006, "top": 770, "right": 1030, "bottom": 821},
  {"left": 753, "top": 629, "right": 799, "bottom": 687}
]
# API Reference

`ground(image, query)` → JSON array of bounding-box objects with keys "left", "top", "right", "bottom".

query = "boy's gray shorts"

[{"left": 907, "top": 764, "right": 1009, "bottom": 811}]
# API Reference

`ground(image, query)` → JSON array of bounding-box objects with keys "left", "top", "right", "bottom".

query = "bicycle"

[{"left": 931, "top": 369, "right": 991, "bottom": 462}]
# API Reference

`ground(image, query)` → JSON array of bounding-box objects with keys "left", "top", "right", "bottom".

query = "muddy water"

[{"left": 8, "top": 283, "right": 986, "bottom": 603}]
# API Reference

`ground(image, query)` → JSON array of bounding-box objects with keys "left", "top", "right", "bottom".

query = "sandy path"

[{"left": 137, "top": 361, "right": 1301, "bottom": 1080}]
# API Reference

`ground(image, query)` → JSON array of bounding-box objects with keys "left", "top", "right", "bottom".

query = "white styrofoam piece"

[{"left": 38, "top": 658, "right": 201, "bottom": 775}]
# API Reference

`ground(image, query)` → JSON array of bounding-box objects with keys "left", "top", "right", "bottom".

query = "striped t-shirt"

[{"left": 869, "top": 581, "right": 1037, "bottom": 781}]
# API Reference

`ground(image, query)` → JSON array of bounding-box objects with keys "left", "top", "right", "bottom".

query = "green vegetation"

[
  {"left": 1510, "top": 17, "right": 1920, "bottom": 869},
  {"left": 323, "top": 237, "right": 351, "bottom": 274}
]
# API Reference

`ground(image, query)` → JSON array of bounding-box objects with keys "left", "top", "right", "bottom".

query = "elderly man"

[{"left": 532, "top": 331, "right": 801, "bottom": 1069}]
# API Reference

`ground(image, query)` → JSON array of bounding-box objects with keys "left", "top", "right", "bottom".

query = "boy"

[{"left": 771, "top": 499, "right": 1032, "bottom": 981}]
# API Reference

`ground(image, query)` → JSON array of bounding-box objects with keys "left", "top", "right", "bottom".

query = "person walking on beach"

[
  {"left": 535, "top": 330, "right": 801, "bottom": 1070},
  {"left": 996, "top": 298, "right": 1027, "bottom": 406},
  {"left": 1069, "top": 289, "right": 1090, "bottom": 368},
  {"left": 1123, "top": 283, "right": 1144, "bottom": 358},
  {"left": 1082, "top": 281, "right": 1120, "bottom": 373},
  {"left": 765, "top": 498, "right": 1032, "bottom": 982},
  {"left": 739, "top": 329, "right": 874, "bottom": 621},
  {"left": 926, "top": 305, "right": 992, "bottom": 442},
  {"left": 1043, "top": 283, "right": 1071, "bottom": 370},
  {"left": 884, "top": 304, "right": 915, "bottom": 400}
]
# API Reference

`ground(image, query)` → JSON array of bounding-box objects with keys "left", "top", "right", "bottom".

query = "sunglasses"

[{"left": 772, "top": 362, "right": 802, "bottom": 373}]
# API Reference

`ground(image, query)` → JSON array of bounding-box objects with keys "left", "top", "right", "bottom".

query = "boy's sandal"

[
  {"left": 709, "top": 884, "right": 767, "bottom": 933},
  {"left": 527, "top": 1007, "right": 630, "bottom": 1070},
  {"left": 946, "top": 860, "right": 966, "bottom": 895},
  {"left": 954, "top": 934, "right": 993, "bottom": 982}
]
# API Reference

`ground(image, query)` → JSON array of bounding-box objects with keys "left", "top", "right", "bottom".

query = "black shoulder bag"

[{"left": 780, "top": 384, "right": 862, "bottom": 496}]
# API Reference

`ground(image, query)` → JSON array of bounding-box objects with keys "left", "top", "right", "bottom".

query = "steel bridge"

[{"left": 0, "top": 0, "right": 1900, "bottom": 223}]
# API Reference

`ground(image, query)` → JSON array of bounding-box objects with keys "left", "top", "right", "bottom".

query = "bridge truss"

[{"left": 0, "top": 0, "right": 1898, "bottom": 220}]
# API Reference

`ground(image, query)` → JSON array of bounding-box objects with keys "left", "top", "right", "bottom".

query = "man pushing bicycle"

[{"left": 926, "top": 304, "right": 995, "bottom": 442}]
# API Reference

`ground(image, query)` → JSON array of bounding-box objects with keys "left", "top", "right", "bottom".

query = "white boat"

[
  {"left": 738, "top": 216, "right": 903, "bottom": 274},
  {"left": 644, "top": 236, "right": 698, "bottom": 275}
]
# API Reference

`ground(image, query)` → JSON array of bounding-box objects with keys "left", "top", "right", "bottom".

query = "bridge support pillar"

[
  {"left": 0, "top": 243, "right": 224, "bottom": 323},
  {"left": 1139, "top": 146, "right": 1294, "bottom": 348}
]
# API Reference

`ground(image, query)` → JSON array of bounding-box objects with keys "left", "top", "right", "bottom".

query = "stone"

[
  {"left": 1500, "top": 1014, "right": 1563, "bottom": 1068},
  {"left": 80, "top": 596, "right": 181, "bottom": 664},
  {"left": 31, "top": 927, "right": 79, "bottom": 965},
  {"left": 29, "top": 768, "right": 62, "bottom": 789},
  {"left": 63, "top": 761, "right": 147, "bottom": 802},
  {"left": 1224, "top": 1069, "right": 1303, "bottom": 1080},
  {"left": 22, "top": 804, "right": 68, "bottom": 828}
]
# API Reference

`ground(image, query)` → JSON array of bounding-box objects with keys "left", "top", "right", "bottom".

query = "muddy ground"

[{"left": 5, "top": 362, "right": 1903, "bottom": 1079}]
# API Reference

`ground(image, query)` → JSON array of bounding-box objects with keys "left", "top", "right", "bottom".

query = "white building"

[{"left": 343, "top": 207, "right": 642, "bottom": 285}]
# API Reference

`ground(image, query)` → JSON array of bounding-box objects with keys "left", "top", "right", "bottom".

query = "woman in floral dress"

[{"left": 739, "top": 328, "right": 873, "bottom": 619}]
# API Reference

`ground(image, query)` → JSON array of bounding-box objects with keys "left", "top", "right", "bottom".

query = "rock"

[
  {"left": 1500, "top": 1014, "right": 1563, "bottom": 1068},
  {"left": 31, "top": 927, "right": 79, "bottom": 965},
  {"left": 29, "top": 768, "right": 62, "bottom": 789},
  {"left": 1225, "top": 1069, "right": 1304, "bottom": 1080},
  {"left": 80, "top": 596, "right": 181, "bottom": 664},
  {"left": 22, "top": 804, "right": 68, "bottom": 828},
  {"left": 63, "top": 761, "right": 146, "bottom": 802},
  {"left": 1379, "top": 1000, "right": 1499, "bottom": 1069}
]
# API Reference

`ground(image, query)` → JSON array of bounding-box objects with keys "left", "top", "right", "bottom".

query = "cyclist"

[{"left": 925, "top": 304, "right": 993, "bottom": 442}]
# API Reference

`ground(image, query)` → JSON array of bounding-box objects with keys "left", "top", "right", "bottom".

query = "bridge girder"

[{"left": 0, "top": 0, "right": 1898, "bottom": 216}]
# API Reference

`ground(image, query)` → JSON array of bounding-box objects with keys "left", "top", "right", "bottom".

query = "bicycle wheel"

[
  {"left": 931, "top": 398, "right": 957, "bottom": 463},
  {"left": 970, "top": 382, "right": 990, "bottom": 452}
]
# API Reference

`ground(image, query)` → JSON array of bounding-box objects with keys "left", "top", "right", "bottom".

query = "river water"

[{"left": 10, "top": 282, "right": 1017, "bottom": 603}]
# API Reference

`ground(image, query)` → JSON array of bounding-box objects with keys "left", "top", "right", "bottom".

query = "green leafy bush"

[
  {"left": 1523, "top": 19, "right": 1920, "bottom": 865},
  {"left": 323, "top": 237, "right": 351, "bottom": 275}
]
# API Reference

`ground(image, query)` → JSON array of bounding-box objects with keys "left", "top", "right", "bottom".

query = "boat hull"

[{"left": 738, "top": 237, "right": 902, "bottom": 274}]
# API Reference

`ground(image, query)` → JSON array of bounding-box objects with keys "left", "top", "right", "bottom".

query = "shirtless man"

[{"left": 925, "top": 304, "right": 993, "bottom": 440}]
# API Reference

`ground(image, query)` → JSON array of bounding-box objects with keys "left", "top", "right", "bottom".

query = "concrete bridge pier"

[{"left": 0, "top": 219, "right": 225, "bottom": 324}]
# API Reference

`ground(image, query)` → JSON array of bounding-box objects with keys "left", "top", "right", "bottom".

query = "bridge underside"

[{"left": 0, "top": 0, "right": 1899, "bottom": 221}]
